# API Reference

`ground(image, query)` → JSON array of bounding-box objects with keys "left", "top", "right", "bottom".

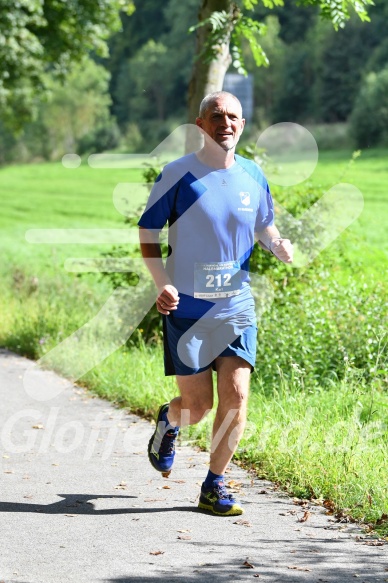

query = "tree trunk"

[{"left": 186, "top": 0, "right": 235, "bottom": 152}]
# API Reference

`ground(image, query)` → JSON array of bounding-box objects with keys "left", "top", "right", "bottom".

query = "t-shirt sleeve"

[
  {"left": 255, "top": 181, "right": 275, "bottom": 232},
  {"left": 138, "top": 168, "right": 180, "bottom": 231}
]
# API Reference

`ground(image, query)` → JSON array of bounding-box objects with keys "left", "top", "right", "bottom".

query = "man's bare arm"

[
  {"left": 255, "top": 225, "right": 294, "bottom": 264},
  {"left": 139, "top": 227, "right": 179, "bottom": 315}
]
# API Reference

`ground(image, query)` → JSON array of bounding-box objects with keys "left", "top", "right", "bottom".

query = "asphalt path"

[{"left": 0, "top": 348, "right": 386, "bottom": 583}]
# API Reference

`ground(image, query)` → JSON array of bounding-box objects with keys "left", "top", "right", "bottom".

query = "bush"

[
  {"left": 350, "top": 68, "right": 388, "bottom": 148},
  {"left": 306, "top": 123, "right": 352, "bottom": 151},
  {"left": 77, "top": 120, "right": 121, "bottom": 155},
  {"left": 256, "top": 271, "right": 387, "bottom": 387}
]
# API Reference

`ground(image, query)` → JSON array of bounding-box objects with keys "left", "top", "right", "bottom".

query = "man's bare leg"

[
  {"left": 210, "top": 356, "right": 251, "bottom": 475},
  {"left": 168, "top": 368, "right": 214, "bottom": 427}
]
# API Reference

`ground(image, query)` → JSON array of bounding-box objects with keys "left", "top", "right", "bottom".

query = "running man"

[{"left": 138, "top": 91, "right": 293, "bottom": 516}]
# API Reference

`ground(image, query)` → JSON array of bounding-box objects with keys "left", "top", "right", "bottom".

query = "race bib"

[{"left": 194, "top": 261, "right": 241, "bottom": 299}]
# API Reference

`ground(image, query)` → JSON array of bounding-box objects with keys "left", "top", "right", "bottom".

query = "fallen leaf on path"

[
  {"left": 323, "top": 499, "right": 336, "bottom": 514},
  {"left": 293, "top": 498, "right": 309, "bottom": 507},
  {"left": 144, "top": 498, "right": 165, "bottom": 502},
  {"left": 115, "top": 481, "right": 127, "bottom": 490},
  {"left": 161, "top": 471, "right": 171, "bottom": 478},
  {"left": 32, "top": 424, "right": 44, "bottom": 429},
  {"left": 258, "top": 490, "right": 268, "bottom": 494},
  {"left": 298, "top": 511, "right": 312, "bottom": 523},
  {"left": 177, "top": 529, "right": 191, "bottom": 533},
  {"left": 227, "top": 480, "right": 242, "bottom": 490},
  {"left": 177, "top": 535, "right": 191, "bottom": 540},
  {"left": 65, "top": 514, "right": 78, "bottom": 517},
  {"left": 162, "top": 485, "right": 171, "bottom": 489},
  {"left": 253, "top": 575, "right": 260, "bottom": 578},
  {"left": 149, "top": 550, "right": 164, "bottom": 555},
  {"left": 288, "top": 566, "right": 312, "bottom": 572},
  {"left": 171, "top": 479, "right": 186, "bottom": 483},
  {"left": 4, "top": 470, "right": 14, "bottom": 474},
  {"left": 242, "top": 560, "right": 255, "bottom": 569},
  {"left": 233, "top": 519, "right": 252, "bottom": 527}
]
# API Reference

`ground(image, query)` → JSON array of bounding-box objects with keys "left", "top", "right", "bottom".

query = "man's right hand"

[{"left": 156, "top": 285, "right": 180, "bottom": 315}]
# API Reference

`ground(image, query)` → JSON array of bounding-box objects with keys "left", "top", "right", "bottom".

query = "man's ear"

[
  {"left": 240, "top": 118, "right": 246, "bottom": 133},
  {"left": 195, "top": 117, "right": 203, "bottom": 129}
]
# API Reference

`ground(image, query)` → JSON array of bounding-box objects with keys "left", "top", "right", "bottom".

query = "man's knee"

[
  {"left": 180, "top": 400, "right": 213, "bottom": 425},
  {"left": 224, "top": 389, "right": 248, "bottom": 411}
]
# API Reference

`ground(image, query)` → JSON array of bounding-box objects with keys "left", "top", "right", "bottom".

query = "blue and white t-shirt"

[{"left": 138, "top": 153, "right": 274, "bottom": 319}]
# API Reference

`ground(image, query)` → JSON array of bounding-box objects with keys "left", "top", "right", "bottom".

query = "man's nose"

[{"left": 219, "top": 115, "right": 231, "bottom": 127}]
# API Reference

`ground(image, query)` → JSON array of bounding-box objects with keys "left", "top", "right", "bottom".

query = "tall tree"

[
  {"left": 187, "top": 0, "right": 373, "bottom": 129},
  {"left": 0, "top": 0, "right": 134, "bottom": 127}
]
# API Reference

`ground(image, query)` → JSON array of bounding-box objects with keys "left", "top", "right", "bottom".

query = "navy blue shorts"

[{"left": 163, "top": 314, "right": 257, "bottom": 376}]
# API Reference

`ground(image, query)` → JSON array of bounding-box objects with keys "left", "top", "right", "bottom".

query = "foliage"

[
  {"left": 0, "top": 0, "right": 134, "bottom": 128},
  {"left": 317, "top": 17, "right": 380, "bottom": 123},
  {"left": 237, "top": 143, "right": 324, "bottom": 279},
  {"left": 0, "top": 121, "right": 18, "bottom": 165},
  {"left": 299, "top": 0, "right": 373, "bottom": 28},
  {"left": 117, "top": 40, "right": 171, "bottom": 122},
  {"left": 189, "top": 0, "right": 373, "bottom": 81},
  {"left": 239, "top": 376, "right": 388, "bottom": 528},
  {"left": 270, "top": 41, "right": 315, "bottom": 123},
  {"left": 0, "top": 58, "right": 117, "bottom": 161},
  {"left": 256, "top": 271, "right": 387, "bottom": 386},
  {"left": 350, "top": 68, "right": 388, "bottom": 148},
  {"left": 77, "top": 122, "right": 121, "bottom": 156},
  {"left": 1, "top": 0, "right": 386, "bottom": 148},
  {"left": 189, "top": 6, "right": 270, "bottom": 76},
  {"left": 97, "top": 159, "right": 167, "bottom": 346},
  {"left": 109, "top": 0, "right": 199, "bottom": 129}
]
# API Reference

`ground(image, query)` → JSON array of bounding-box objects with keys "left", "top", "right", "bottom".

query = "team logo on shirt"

[{"left": 239, "top": 191, "right": 251, "bottom": 206}]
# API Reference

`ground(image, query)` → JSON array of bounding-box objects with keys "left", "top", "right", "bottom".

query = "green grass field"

[
  {"left": 0, "top": 151, "right": 387, "bottom": 533},
  {"left": 1, "top": 149, "right": 386, "bottom": 276},
  {"left": 313, "top": 149, "right": 388, "bottom": 256}
]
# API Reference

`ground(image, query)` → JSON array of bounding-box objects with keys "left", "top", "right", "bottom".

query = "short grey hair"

[{"left": 198, "top": 91, "right": 242, "bottom": 118}]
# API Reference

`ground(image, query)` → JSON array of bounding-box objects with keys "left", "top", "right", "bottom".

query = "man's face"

[{"left": 196, "top": 96, "right": 245, "bottom": 152}]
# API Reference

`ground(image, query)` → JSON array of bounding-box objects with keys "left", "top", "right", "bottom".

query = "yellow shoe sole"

[{"left": 198, "top": 501, "right": 244, "bottom": 516}]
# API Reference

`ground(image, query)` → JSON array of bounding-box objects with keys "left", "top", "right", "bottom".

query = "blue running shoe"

[
  {"left": 198, "top": 481, "right": 244, "bottom": 516},
  {"left": 148, "top": 403, "right": 179, "bottom": 473}
]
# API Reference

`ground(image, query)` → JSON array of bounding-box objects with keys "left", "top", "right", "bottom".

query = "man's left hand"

[{"left": 271, "top": 239, "right": 294, "bottom": 263}]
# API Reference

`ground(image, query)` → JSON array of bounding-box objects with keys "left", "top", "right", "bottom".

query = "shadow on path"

[{"left": 0, "top": 493, "right": 197, "bottom": 515}]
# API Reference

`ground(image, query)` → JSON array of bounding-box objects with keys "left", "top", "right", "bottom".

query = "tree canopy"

[
  {"left": 0, "top": 0, "right": 134, "bottom": 126},
  {"left": 187, "top": 0, "right": 374, "bottom": 125},
  {"left": 3, "top": 0, "right": 388, "bottom": 157}
]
